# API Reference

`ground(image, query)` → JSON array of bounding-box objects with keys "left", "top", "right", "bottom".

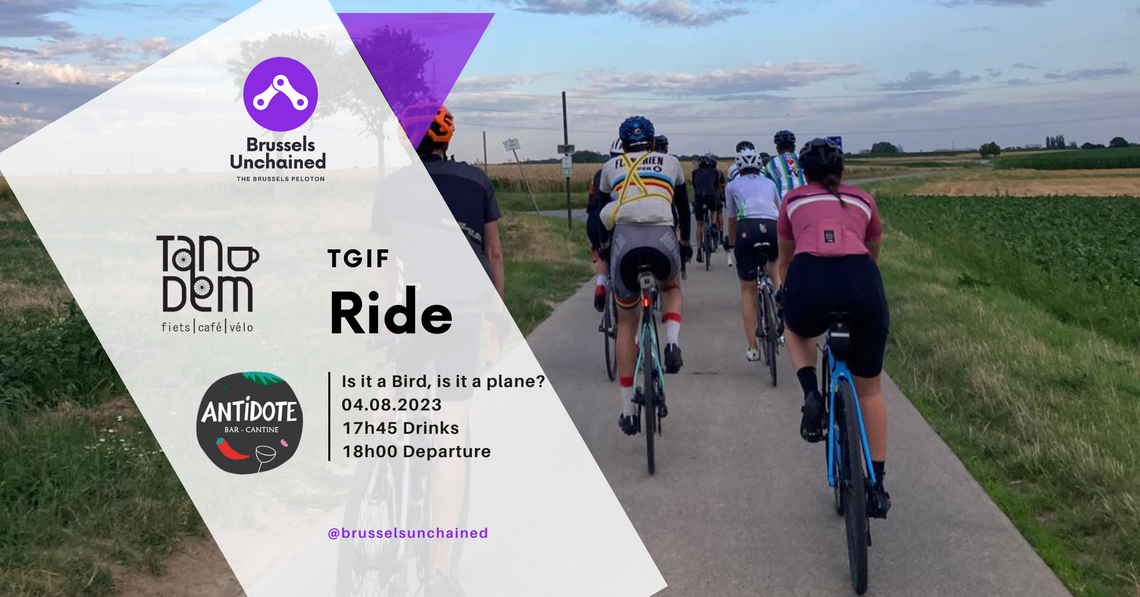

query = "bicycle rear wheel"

[
  {"left": 641, "top": 308, "right": 657, "bottom": 475},
  {"left": 602, "top": 292, "right": 616, "bottom": 382},
  {"left": 839, "top": 380, "right": 869, "bottom": 594},
  {"left": 704, "top": 223, "right": 713, "bottom": 271},
  {"left": 763, "top": 288, "right": 778, "bottom": 386}
]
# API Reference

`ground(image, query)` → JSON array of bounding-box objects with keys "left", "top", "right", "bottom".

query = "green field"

[
  {"left": 873, "top": 188, "right": 1140, "bottom": 597},
  {"left": 993, "top": 147, "right": 1140, "bottom": 170}
]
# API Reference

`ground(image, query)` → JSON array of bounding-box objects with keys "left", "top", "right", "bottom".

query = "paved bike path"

[{"left": 527, "top": 260, "right": 1072, "bottom": 596}]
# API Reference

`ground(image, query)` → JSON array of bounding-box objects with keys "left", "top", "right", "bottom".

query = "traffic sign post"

[
  {"left": 827, "top": 136, "right": 844, "bottom": 151},
  {"left": 503, "top": 138, "right": 539, "bottom": 213},
  {"left": 561, "top": 91, "right": 572, "bottom": 231}
]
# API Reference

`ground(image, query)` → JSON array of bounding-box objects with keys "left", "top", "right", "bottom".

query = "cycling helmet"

[
  {"left": 735, "top": 140, "right": 755, "bottom": 153},
  {"left": 735, "top": 148, "right": 762, "bottom": 173},
  {"left": 654, "top": 134, "right": 669, "bottom": 153},
  {"left": 609, "top": 138, "right": 625, "bottom": 157},
  {"left": 619, "top": 116, "right": 655, "bottom": 149},
  {"left": 401, "top": 104, "right": 455, "bottom": 147},
  {"left": 697, "top": 153, "right": 717, "bottom": 167},
  {"left": 798, "top": 137, "right": 844, "bottom": 177},
  {"left": 774, "top": 130, "right": 796, "bottom": 148}
]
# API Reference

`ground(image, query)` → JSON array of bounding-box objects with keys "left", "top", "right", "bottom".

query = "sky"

[{"left": 1, "top": 0, "right": 1139, "bottom": 163}]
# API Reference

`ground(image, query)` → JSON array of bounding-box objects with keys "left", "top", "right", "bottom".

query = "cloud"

[
  {"left": 0, "top": 58, "right": 114, "bottom": 87},
  {"left": 510, "top": 0, "right": 745, "bottom": 26},
  {"left": 0, "top": 0, "right": 85, "bottom": 39},
  {"left": 452, "top": 74, "right": 545, "bottom": 93},
  {"left": 1043, "top": 67, "right": 1133, "bottom": 81},
  {"left": 940, "top": 0, "right": 1050, "bottom": 6},
  {"left": 879, "top": 69, "right": 982, "bottom": 91},
  {"left": 579, "top": 61, "right": 863, "bottom": 96},
  {"left": 1012, "top": 62, "right": 1039, "bottom": 70},
  {"left": 985, "top": 68, "right": 1002, "bottom": 78},
  {"left": 1006, "top": 78, "right": 1032, "bottom": 85}
]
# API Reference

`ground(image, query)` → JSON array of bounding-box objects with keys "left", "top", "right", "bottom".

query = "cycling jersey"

[
  {"left": 764, "top": 152, "right": 807, "bottom": 199},
  {"left": 777, "top": 183, "right": 881, "bottom": 257},
  {"left": 599, "top": 151, "right": 686, "bottom": 229},
  {"left": 690, "top": 165, "right": 725, "bottom": 199},
  {"left": 726, "top": 173, "right": 780, "bottom": 220}
]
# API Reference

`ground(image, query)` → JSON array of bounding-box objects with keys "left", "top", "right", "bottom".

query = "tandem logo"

[{"left": 158, "top": 235, "right": 258, "bottom": 313}]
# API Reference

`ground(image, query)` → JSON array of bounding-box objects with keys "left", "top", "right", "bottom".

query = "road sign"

[
  {"left": 561, "top": 155, "right": 573, "bottom": 178},
  {"left": 557, "top": 144, "right": 575, "bottom": 155},
  {"left": 503, "top": 138, "right": 520, "bottom": 151},
  {"left": 827, "top": 136, "right": 843, "bottom": 151}
]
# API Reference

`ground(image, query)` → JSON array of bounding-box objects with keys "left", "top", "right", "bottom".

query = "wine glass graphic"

[{"left": 255, "top": 445, "right": 277, "bottom": 473}]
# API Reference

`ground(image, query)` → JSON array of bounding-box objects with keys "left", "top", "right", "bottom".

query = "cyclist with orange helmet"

[{"left": 372, "top": 105, "right": 502, "bottom": 597}]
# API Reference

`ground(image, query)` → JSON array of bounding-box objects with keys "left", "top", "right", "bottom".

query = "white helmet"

[
  {"left": 735, "top": 148, "right": 762, "bottom": 173},
  {"left": 609, "top": 138, "right": 625, "bottom": 157}
]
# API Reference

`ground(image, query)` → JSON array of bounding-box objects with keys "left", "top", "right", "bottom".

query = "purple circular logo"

[{"left": 242, "top": 57, "right": 318, "bottom": 132}]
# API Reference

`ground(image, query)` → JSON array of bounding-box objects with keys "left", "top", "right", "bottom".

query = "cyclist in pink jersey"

[{"left": 776, "top": 137, "right": 891, "bottom": 519}]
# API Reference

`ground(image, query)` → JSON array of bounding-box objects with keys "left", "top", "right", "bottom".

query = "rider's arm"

[
  {"left": 485, "top": 221, "right": 505, "bottom": 299},
  {"left": 865, "top": 196, "right": 883, "bottom": 264},
  {"left": 776, "top": 197, "right": 794, "bottom": 285},
  {"left": 725, "top": 184, "right": 737, "bottom": 245},
  {"left": 674, "top": 181, "right": 691, "bottom": 243}
]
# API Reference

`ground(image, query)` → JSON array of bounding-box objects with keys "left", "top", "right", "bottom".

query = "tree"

[
  {"left": 1109, "top": 136, "right": 1129, "bottom": 149},
  {"left": 870, "top": 141, "right": 900, "bottom": 155},
  {"left": 1081, "top": 142, "right": 1106, "bottom": 150},
  {"left": 979, "top": 142, "right": 1001, "bottom": 158},
  {"left": 342, "top": 26, "right": 434, "bottom": 173}
]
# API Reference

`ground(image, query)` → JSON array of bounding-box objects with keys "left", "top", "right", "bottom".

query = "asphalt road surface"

[{"left": 527, "top": 259, "right": 1073, "bottom": 597}]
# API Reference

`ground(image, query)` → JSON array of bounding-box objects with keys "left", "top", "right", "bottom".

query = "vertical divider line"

[{"left": 327, "top": 371, "right": 331, "bottom": 462}]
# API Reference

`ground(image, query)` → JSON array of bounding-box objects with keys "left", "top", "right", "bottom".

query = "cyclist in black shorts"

[
  {"left": 588, "top": 139, "right": 625, "bottom": 311},
  {"left": 691, "top": 153, "right": 726, "bottom": 264}
]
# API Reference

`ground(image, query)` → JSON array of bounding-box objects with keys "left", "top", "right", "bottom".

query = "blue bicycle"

[
  {"left": 632, "top": 265, "right": 667, "bottom": 475},
  {"left": 820, "top": 313, "right": 877, "bottom": 595}
]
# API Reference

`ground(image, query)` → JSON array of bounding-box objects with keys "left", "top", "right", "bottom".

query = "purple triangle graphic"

[{"left": 339, "top": 13, "right": 493, "bottom": 148}]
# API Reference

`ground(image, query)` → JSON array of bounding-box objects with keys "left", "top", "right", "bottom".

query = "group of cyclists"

[
  {"left": 585, "top": 116, "right": 892, "bottom": 521},
  {"left": 393, "top": 105, "right": 893, "bottom": 596}
]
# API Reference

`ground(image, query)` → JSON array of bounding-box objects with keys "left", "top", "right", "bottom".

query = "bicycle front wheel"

[
  {"left": 763, "top": 288, "right": 778, "bottom": 386},
  {"left": 839, "top": 381, "right": 870, "bottom": 594}
]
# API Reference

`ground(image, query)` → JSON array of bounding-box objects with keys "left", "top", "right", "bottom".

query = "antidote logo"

[
  {"left": 158, "top": 235, "right": 258, "bottom": 313},
  {"left": 242, "top": 57, "right": 318, "bottom": 132},
  {"left": 196, "top": 372, "right": 303, "bottom": 475}
]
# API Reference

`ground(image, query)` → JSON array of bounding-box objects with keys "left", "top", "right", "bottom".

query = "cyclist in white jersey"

[
  {"left": 725, "top": 139, "right": 755, "bottom": 184},
  {"left": 726, "top": 148, "right": 782, "bottom": 361},
  {"left": 765, "top": 130, "right": 806, "bottom": 199},
  {"left": 599, "top": 116, "right": 689, "bottom": 436}
]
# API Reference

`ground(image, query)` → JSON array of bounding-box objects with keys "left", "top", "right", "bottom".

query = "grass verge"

[
  {"left": 872, "top": 191, "right": 1140, "bottom": 597},
  {"left": 499, "top": 213, "right": 593, "bottom": 336}
]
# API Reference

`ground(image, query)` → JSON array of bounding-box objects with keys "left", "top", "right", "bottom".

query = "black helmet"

[
  {"left": 798, "top": 137, "right": 844, "bottom": 178},
  {"left": 774, "top": 130, "right": 796, "bottom": 148},
  {"left": 697, "top": 152, "right": 717, "bottom": 167},
  {"left": 654, "top": 134, "right": 669, "bottom": 153},
  {"left": 735, "top": 140, "right": 755, "bottom": 153}
]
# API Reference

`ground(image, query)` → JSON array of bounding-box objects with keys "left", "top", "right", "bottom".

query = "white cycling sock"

[
  {"left": 620, "top": 378, "right": 635, "bottom": 417},
  {"left": 663, "top": 313, "right": 681, "bottom": 346},
  {"left": 596, "top": 274, "right": 607, "bottom": 286}
]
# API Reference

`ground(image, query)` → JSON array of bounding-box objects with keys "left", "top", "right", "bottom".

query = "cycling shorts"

[
  {"left": 733, "top": 218, "right": 778, "bottom": 282},
  {"left": 693, "top": 195, "right": 721, "bottom": 221},
  {"left": 609, "top": 223, "right": 680, "bottom": 309},
  {"left": 782, "top": 254, "right": 889, "bottom": 378}
]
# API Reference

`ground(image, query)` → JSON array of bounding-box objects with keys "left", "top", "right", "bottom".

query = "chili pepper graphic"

[{"left": 216, "top": 438, "right": 250, "bottom": 460}]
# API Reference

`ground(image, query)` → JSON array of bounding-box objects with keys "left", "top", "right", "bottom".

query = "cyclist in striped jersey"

[{"left": 765, "top": 130, "right": 807, "bottom": 199}]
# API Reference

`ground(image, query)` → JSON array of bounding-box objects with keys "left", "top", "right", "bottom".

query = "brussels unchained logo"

[
  {"left": 242, "top": 57, "right": 318, "bottom": 132},
  {"left": 158, "top": 235, "right": 257, "bottom": 312},
  {"left": 197, "top": 373, "right": 303, "bottom": 475}
]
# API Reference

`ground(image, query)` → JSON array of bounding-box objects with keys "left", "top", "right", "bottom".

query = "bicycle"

[
  {"left": 700, "top": 216, "right": 719, "bottom": 271},
  {"left": 820, "top": 313, "right": 878, "bottom": 595},
  {"left": 599, "top": 278, "right": 618, "bottom": 381},
  {"left": 753, "top": 242, "right": 779, "bottom": 386},
  {"left": 631, "top": 265, "right": 667, "bottom": 475},
  {"left": 336, "top": 337, "right": 469, "bottom": 597}
]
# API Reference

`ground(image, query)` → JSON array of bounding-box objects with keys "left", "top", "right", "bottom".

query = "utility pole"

[
  {"left": 561, "top": 91, "right": 572, "bottom": 231},
  {"left": 483, "top": 131, "right": 488, "bottom": 176}
]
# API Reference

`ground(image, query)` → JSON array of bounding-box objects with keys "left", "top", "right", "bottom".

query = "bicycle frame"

[
  {"left": 825, "top": 349, "right": 878, "bottom": 489},
  {"left": 633, "top": 285, "right": 665, "bottom": 398}
]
